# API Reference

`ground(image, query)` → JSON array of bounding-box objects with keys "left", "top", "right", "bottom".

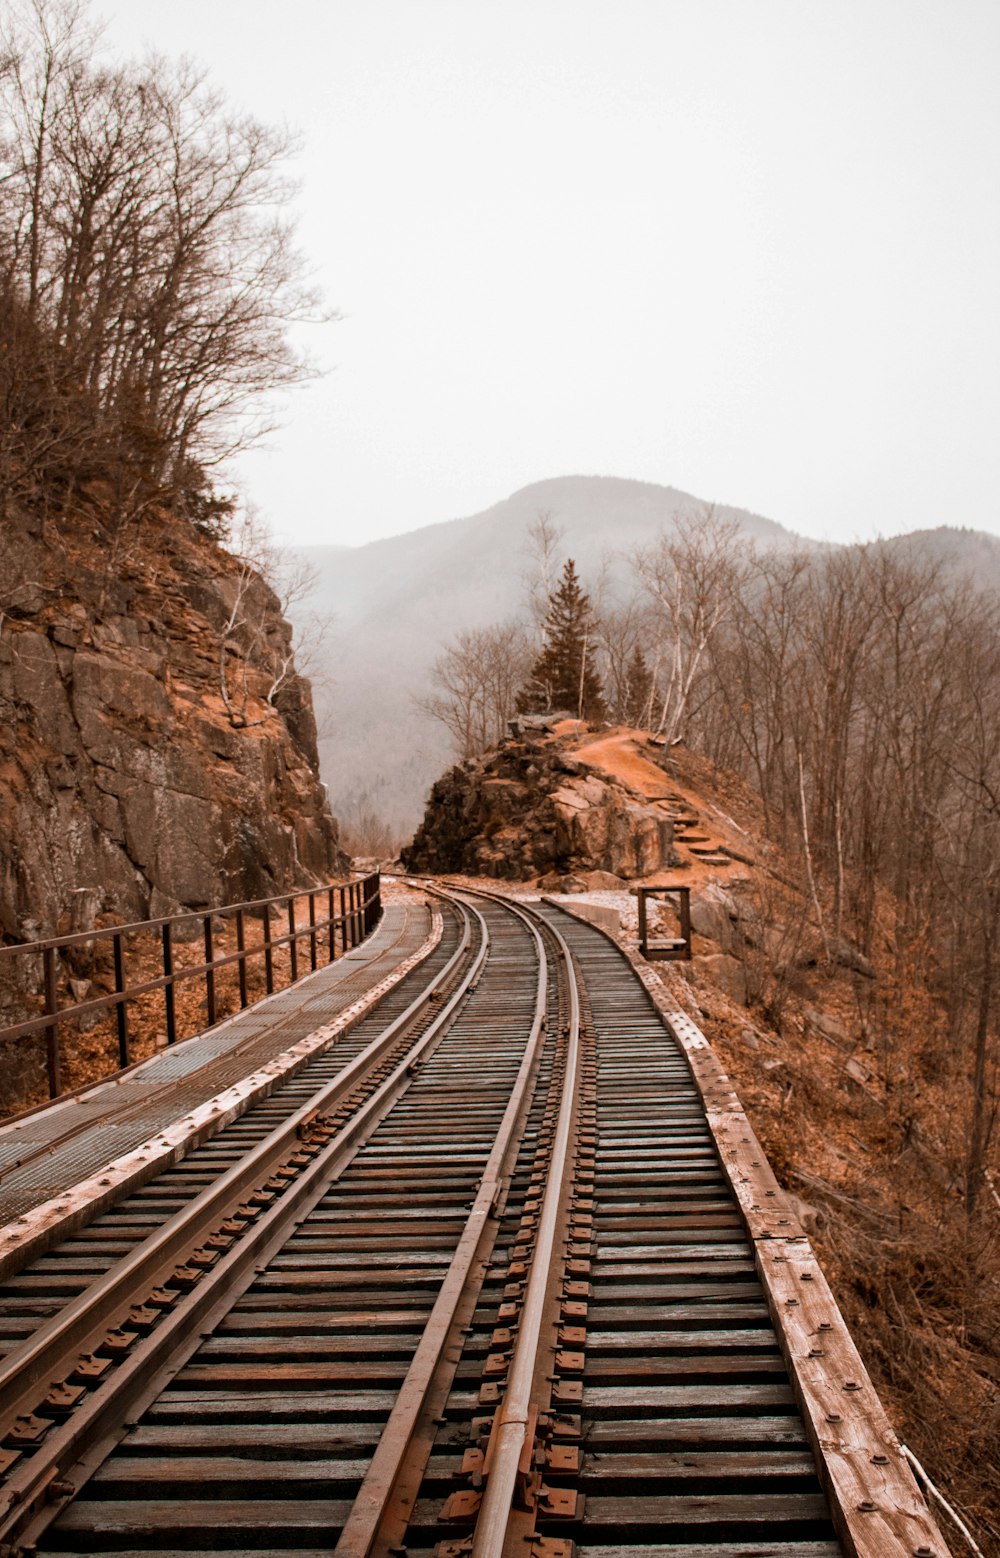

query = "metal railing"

[{"left": 0, "top": 872, "right": 381, "bottom": 1104}]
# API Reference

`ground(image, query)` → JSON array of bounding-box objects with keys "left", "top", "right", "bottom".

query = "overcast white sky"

[{"left": 101, "top": 1, "right": 999, "bottom": 549}]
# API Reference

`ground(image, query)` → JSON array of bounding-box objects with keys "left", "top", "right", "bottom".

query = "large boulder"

[
  {"left": 689, "top": 952, "right": 749, "bottom": 1006},
  {"left": 403, "top": 734, "right": 677, "bottom": 881},
  {"left": 689, "top": 882, "right": 741, "bottom": 952}
]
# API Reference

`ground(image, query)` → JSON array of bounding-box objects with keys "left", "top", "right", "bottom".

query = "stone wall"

[
  {"left": 0, "top": 506, "right": 346, "bottom": 942},
  {"left": 402, "top": 730, "right": 676, "bottom": 881}
]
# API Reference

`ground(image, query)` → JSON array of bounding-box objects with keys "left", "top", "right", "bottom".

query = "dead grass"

[{"left": 1, "top": 896, "right": 349, "bottom": 1118}]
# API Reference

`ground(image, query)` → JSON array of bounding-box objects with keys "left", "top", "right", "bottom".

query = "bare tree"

[
  {"left": 421, "top": 620, "right": 533, "bottom": 759},
  {"left": 0, "top": 0, "right": 327, "bottom": 496},
  {"left": 213, "top": 510, "right": 329, "bottom": 730},
  {"left": 929, "top": 602, "right": 1000, "bottom": 1217},
  {"left": 631, "top": 508, "right": 748, "bottom": 751},
  {"left": 598, "top": 598, "right": 655, "bottom": 726},
  {"left": 520, "top": 510, "right": 566, "bottom": 642}
]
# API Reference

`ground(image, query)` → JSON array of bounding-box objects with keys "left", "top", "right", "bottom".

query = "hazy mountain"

[
  {"left": 289, "top": 476, "right": 1000, "bottom": 839},
  {"left": 875, "top": 525, "right": 1000, "bottom": 584}
]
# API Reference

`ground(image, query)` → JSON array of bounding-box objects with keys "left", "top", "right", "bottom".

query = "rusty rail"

[{"left": 0, "top": 872, "right": 381, "bottom": 1102}]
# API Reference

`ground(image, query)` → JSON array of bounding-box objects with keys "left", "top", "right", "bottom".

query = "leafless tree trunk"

[
  {"left": 631, "top": 507, "right": 747, "bottom": 756},
  {"left": 420, "top": 620, "right": 533, "bottom": 759}
]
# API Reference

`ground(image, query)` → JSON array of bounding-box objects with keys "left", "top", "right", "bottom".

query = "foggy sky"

[{"left": 101, "top": 1, "right": 1000, "bottom": 549}]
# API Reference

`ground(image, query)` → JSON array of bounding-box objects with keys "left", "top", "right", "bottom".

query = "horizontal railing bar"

[
  {"left": 0, "top": 877, "right": 377, "bottom": 960},
  {"left": 0, "top": 875, "right": 381, "bottom": 1067}
]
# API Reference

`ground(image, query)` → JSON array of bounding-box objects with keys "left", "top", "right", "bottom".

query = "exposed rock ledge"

[
  {"left": 1, "top": 506, "right": 345, "bottom": 942},
  {"left": 402, "top": 722, "right": 677, "bottom": 881}
]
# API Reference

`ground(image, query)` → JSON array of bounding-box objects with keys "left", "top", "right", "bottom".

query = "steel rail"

[
  {"left": 0, "top": 898, "right": 492, "bottom": 1549},
  {"left": 0, "top": 898, "right": 478, "bottom": 1426},
  {"left": 334, "top": 888, "right": 552, "bottom": 1558},
  {"left": 542, "top": 894, "right": 952, "bottom": 1558},
  {"left": 467, "top": 898, "right": 582, "bottom": 1558}
]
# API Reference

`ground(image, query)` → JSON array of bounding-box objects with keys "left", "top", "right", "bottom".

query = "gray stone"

[
  {"left": 578, "top": 870, "right": 629, "bottom": 890},
  {"left": 559, "top": 901, "right": 621, "bottom": 934},
  {"left": 689, "top": 883, "right": 739, "bottom": 951},
  {"left": 829, "top": 936, "right": 876, "bottom": 979},
  {"left": 689, "top": 952, "right": 749, "bottom": 1006},
  {"left": 785, "top": 1192, "right": 825, "bottom": 1236},
  {"left": 802, "top": 1005, "right": 851, "bottom": 1047}
]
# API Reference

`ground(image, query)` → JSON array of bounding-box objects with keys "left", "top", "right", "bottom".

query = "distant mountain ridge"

[{"left": 290, "top": 476, "right": 1000, "bottom": 837}]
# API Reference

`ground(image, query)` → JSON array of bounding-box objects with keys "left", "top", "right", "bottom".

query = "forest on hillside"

[{"left": 424, "top": 512, "right": 1000, "bottom": 1223}]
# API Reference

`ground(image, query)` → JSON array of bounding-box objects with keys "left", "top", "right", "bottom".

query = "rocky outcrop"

[
  {"left": 402, "top": 727, "right": 677, "bottom": 881},
  {"left": 0, "top": 505, "right": 346, "bottom": 941}
]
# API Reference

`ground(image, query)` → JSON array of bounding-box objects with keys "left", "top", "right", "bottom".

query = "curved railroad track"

[{"left": 0, "top": 883, "right": 948, "bottom": 1558}]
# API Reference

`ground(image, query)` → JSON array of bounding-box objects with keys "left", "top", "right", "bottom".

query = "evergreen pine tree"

[
  {"left": 622, "top": 645, "right": 655, "bottom": 729},
  {"left": 516, "top": 559, "right": 606, "bottom": 721}
]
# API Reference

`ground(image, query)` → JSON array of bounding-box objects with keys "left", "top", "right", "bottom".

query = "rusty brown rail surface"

[
  {"left": 0, "top": 871, "right": 381, "bottom": 1105},
  {"left": 0, "top": 882, "right": 950, "bottom": 1558}
]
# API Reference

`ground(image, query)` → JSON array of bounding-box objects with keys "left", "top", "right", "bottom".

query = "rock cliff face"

[
  {"left": 0, "top": 504, "right": 345, "bottom": 941},
  {"left": 402, "top": 723, "right": 676, "bottom": 881}
]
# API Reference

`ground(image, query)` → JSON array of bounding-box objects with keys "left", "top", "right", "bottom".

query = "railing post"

[
  {"left": 339, "top": 887, "right": 347, "bottom": 956},
  {"left": 328, "top": 886, "right": 336, "bottom": 961},
  {"left": 204, "top": 915, "right": 216, "bottom": 1028},
  {"left": 287, "top": 897, "right": 298, "bottom": 984},
  {"left": 112, "top": 932, "right": 129, "bottom": 1068},
  {"left": 42, "top": 945, "right": 60, "bottom": 1100},
  {"left": 308, "top": 891, "right": 318, "bottom": 972},
  {"left": 263, "top": 903, "right": 274, "bottom": 994},
  {"left": 677, "top": 887, "right": 692, "bottom": 960},
  {"left": 637, "top": 889, "right": 649, "bottom": 960},
  {"left": 236, "top": 909, "right": 248, "bottom": 1008},
  {"left": 162, "top": 922, "right": 176, "bottom": 1044}
]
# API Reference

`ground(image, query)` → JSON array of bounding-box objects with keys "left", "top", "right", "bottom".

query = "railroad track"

[{"left": 0, "top": 884, "right": 947, "bottom": 1558}]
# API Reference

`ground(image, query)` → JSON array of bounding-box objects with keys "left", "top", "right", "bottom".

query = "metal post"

[
  {"left": 308, "top": 891, "right": 318, "bottom": 972},
  {"left": 112, "top": 932, "right": 129, "bottom": 1067},
  {"left": 287, "top": 897, "right": 298, "bottom": 983},
  {"left": 203, "top": 915, "right": 216, "bottom": 1027},
  {"left": 677, "top": 887, "right": 692, "bottom": 959},
  {"left": 42, "top": 945, "right": 60, "bottom": 1099},
  {"left": 236, "top": 909, "right": 248, "bottom": 1007},
  {"left": 328, "top": 886, "right": 336, "bottom": 960},
  {"left": 263, "top": 903, "right": 274, "bottom": 994},
  {"left": 339, "top": 887, "right": 347, "bottom": 955},
  {"left": 162, "top": 922, "right": 176, "bottom": 1044},
  {"left": 637, "top": 888, "right": 649, "bottom": 959}
]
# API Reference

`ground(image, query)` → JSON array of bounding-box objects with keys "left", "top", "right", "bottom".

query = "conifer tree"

[
  {"left": 517, "top": 559, "right": 606, "bottom": 721},
  {"left": 622, "top": 645, "right": 655, "bottom": 729}
]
